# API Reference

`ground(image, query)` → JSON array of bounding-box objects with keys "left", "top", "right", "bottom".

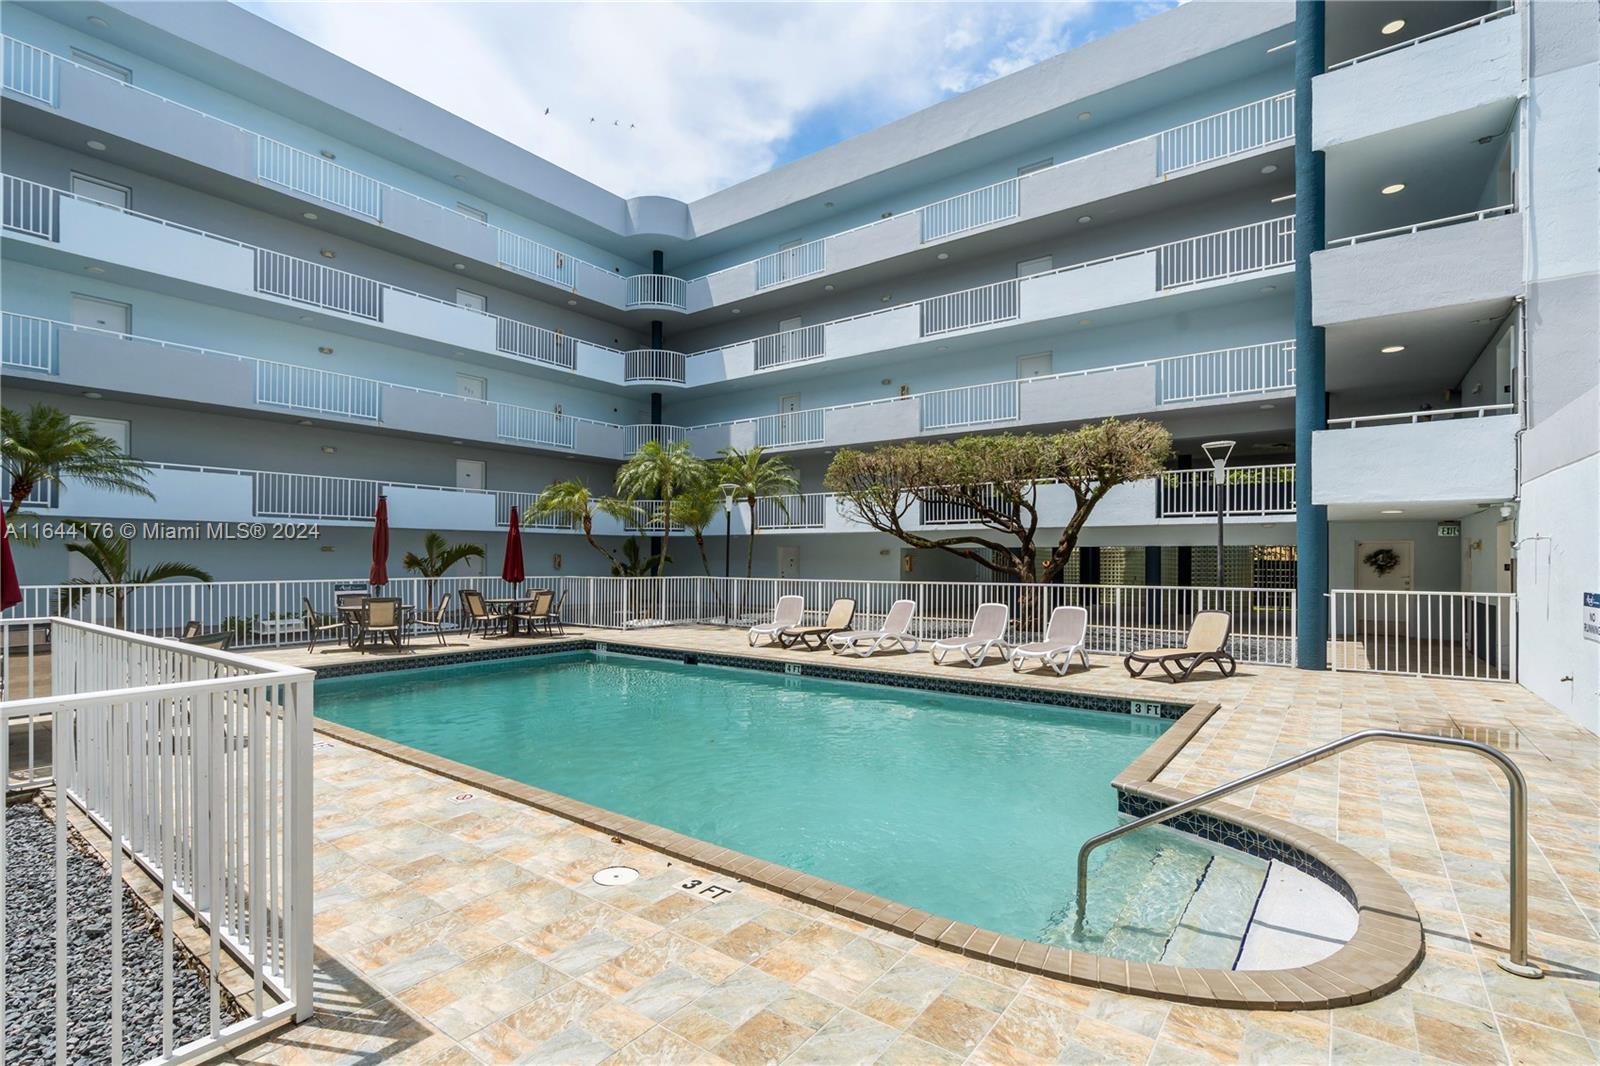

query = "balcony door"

[
  {"left": 1015, "top": 352, "right": 1052, "bottom": 378},
  {"left": 455, "top": 459, "right": 486, "bottom": 491},
  {"left": 70, "top": 173, "right": 130, "bottom": 209},
  {"left": 71, "top": 294, "right": 130, "bottom": 334}
]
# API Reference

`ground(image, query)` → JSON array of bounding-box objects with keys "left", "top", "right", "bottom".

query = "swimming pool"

[{"left": 318, "top": 651, "right": 1263, "bottom": 959}]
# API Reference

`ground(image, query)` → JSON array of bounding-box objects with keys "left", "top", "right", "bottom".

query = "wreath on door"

[{"left": 1363, "top": 547, "right": 1401, "bottom": 576}]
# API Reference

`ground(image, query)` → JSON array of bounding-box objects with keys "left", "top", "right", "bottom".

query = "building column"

[{"left": 1294, "top": 0, "right": 1329, "bottom": 669}]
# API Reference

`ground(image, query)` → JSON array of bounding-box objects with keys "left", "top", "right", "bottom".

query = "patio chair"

[
  {"left": 827, "top": 599, "right": 920, "bottom": 657},
  {"left": 929, "top": 603, "right": 1011, "bottom": 666},
  {"left": 410, "top": 593, "right": 453, "bottom": 646},
  {"left": 511, "top": 589, "right": 554, "bottom": 636},
  {"left": 181, "top": 620, "right": 201, "bottom": 640},
  {"left": 1124, "top": 610, "right": 1236, "bottom": 682},
  {"left": 748, "top": 595, "right": 804, "bottom": 646},
  {"left": 779, "top": 598, "right": 856, "bottom": 649},
  {"left": 460, "top": 589, "right": 500, "bottom": 637},
  {"left": 301, "top": 596, "right": 349, "bottom": 653},
  {"left": 1010, "top": 605, "right": 1090, "bottom": 676},
  {"left": 542, "top": 588, "right": 568, "bottom": 635},
  {"left": 181, "top": 630, "right": 233, "bottom": 650},
  {"left": 361, "top": 597, "right": 405, "bottom": 651}
]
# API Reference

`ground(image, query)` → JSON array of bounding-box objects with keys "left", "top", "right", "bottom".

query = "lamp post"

[
  {"left": 1202, "top": 440, "right": 1235, "bottom": 589},
  {"left": 720, "top": 482, "right": 737, "bottom": 623}
]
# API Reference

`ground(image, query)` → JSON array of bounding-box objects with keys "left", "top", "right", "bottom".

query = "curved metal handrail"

[{"left": 1075, "top": 729, "right": 1542, "bottom": 978}]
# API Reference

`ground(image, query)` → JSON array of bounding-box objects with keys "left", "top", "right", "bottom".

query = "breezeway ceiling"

[
  {"left": 1325, "top": 0, "right": 1500, "bottom": 66},
  {"left": 1325, "top": 298, "right": 1513, "bottom": 399}
]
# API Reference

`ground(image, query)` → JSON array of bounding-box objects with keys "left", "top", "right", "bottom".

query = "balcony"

[
  {"left": 623, "top": 348, "right": 688, "bottom": 385},
  {"left": 626, "top": 274, "right": 688, "bottom": 311},
  {"left": 1155, "top": 465, "right": 1297, "bottom": 518},
  {"left": 1312, "top": 406, "right": 1517, "bottom": 509}
]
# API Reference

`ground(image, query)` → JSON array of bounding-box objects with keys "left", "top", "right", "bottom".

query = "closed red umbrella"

[
  {"left": 1, "top": 518, "right": 21, "bottom": 611},
  {"left": 368, "top": 495, "right": 389, "bottom": 588},
  {"left": 501, "top": 507, "right": 525, "bottom": 586}
]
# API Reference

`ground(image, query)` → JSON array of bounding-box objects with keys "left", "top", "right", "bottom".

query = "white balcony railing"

[
  {"left": 255, "top": 360, "right": 383, "bottom": 420},
  {"left": 624, "top": 348, "right": 687, "bottom": 385},
  {"left": 754, "top": 492, "right": 828, "bottom": 529},
  {"left": 1155, "top": 216, "right": 1294, "bottom": 289},
  {"left": 1326, "top": 403, "right": 1515, "bottom": 429},
  {"left": 920, "top": 178, "right": 1021, "bottom": 242},
  {"left": 254, "top": 247, "right": 383, "bottom": 319},
  {"left": 1, "top": 310, "right": 56, "bottom": 372},
  {"left": 496, "top": 403, "right": 576, "bottom": 448},
  {"left": 2, "top": 172, "right": 56, "bottom": 239},
  {"left": 495, "top": 318, "right": 579, "bottom": 370},
  {"left": 1326, "top": 204, "right": 1516, "bottom": 248},
  {"left": 497, "top": 230, "right": 578, "bottom": 288},
  {"left": 919, "top": 277, "right": 1021, "bottom": 336},
  {"left": 256, "top": 136, "right": 383, "bottom": 220},
  {"left": 253, "top": 470, "right": 383, "bottom": 521},
  {"left": 626, "top": 274, "right": 688, "bottom": 310},
  {"left": 1156, "top": 341, "right": 1296, "bottom": 404},
  {"left": 2, "top": 470, "right": 56, "bottom": 508},
  {"left": 1156, "top": 91, "right": 1295, "bottom": 174},
  {"left": 918, "top": 485, "right": 1019, "bottom": 526},
  {"left": 625, "top": 424, "right": 689, "bottom": 454},
  {"left": 755, "top": 240, "right": 826, "bottom": 289},
  {"left": 1, "top": 35, "right": 54, "bottom": 104},
  {"left": 918, "top": 380, "right": 1021, "bottom": 431},
  {"left": 1330, "top": 589, "right": 1516, "bottom": 682},
  {"left": 1156, "top": 464, "right": 1297, "bottom": 517},
  {"left": 754, "top": 409, "right": 826, "bottom": 449},
  {"left": 752, "top": 324, "right": 826, "bottom": 370},
  {"left": 1327, "top": 5, "right": 1518, "bottom": 71},
  {"left": 496, "top": 489, "right": 577, "bottom": 528}
]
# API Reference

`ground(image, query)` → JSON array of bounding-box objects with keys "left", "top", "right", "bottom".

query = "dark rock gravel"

[{"left": 5, "top": 801, "right": 235, "bottom": 1065}]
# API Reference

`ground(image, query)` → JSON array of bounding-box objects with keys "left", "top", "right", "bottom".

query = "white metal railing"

[
  {"left": 619, "top": 499, "right": 686, "bottom": 534},
  {"left": 1, "top": 309, "right": 57, "bottom": 371},
  {"left": 2, "top": 34, "right": 54, "bottom": 103},
  {"left": 0, "top": 618, "right": 315, "bottom": 1060},
  {"left": 256, "top": 136, "right": 382, "bottom": 220},
  {"left": 1156, "top": 216, "right": 1294, "bottom": 289},
  {"left": 752, "top": 324, "right": 826, "bottom": 370},
  {"left": 919, "top": 278, "right": 1020, "bottom": 336},
  {"left": 754, "top": 409, "right": 826, "bottom": 449},
  {"left": 754, "top": 493, "right": 827, "bottom": 529},
  {"left": 254, "top": 359, "right": 382, "bottom": 420},
  {"left": 254, "top": 247, "right": 382, "bottom": 320},
  {"left": 1157, "top": 464, "right": 1296, "bottom": 517},
  {"left": 919, "top": 380, "right": 1020, "bottom": 431},
  {"left": 625, "top": 424, "right": 689, "bottom": 454},
  {"left": 2, "top": 470, "right": 56, "bottom": 508},
  {"left": 2, "top": 172, "right": 56, "bottom": 239},
  {"left": 1330, "top": 589, "right": 1516, "bottom": 681},
  {"left": 1326, "top": 205, "right": 1516, "bottom": 248},
  {"left": 1156, "top": 340, "right": 1296, "bottom": 404},
  {"left": 497, "top": 404, "right": 576, "bottom": 448},
  {"left": 496, "top": 490, "right": 575, "bottom": 528},
  {"left": 1327, "top": 4, "right": 1518, "bottom": 70},
  {"left": 1327, "top": 403, "right": 1515, "bottom": 429},
  {"left": 626, "top": 274, "right": 688, "bottom": 310},
  {"left": 495, "top": 318, "right": 578, "bottom": 370},
  {"left": 755, "top": 240, "right": 826, "bottom": 288},
  {"left": 920, "top": 178, "right": 1020, "bottom": 242},
  {"left": 918, "top": 485, "right": 1020, "bottom": 526},
  {"left": 1156, "top": 91, "right": 1295, "bottom": 174},
  {"left": 624, "top": 348, "right": 687, "bottom": 384},
  {"left": 497, "top": 230, "right": 578, "bottom": 288},
  {"left": 253, "top": 470, "right": 382, "bottom": 521}
]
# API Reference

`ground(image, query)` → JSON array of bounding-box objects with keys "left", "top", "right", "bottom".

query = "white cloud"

[{"left": 240, "top": 1, "right": 1114, "bottom": 201}]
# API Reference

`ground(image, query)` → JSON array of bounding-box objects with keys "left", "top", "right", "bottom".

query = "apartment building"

[{"left": 1, "top": 0, "right": 1594, "bottom": 724}]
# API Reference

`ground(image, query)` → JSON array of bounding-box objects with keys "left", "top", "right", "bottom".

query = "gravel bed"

[{"left": 4, "top": 801, "right": 238, "bottom": 1065}]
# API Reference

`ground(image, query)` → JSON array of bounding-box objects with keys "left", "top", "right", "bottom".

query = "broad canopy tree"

[{"left": 823, "top": 419, "right": 1173, "bottom": 584}]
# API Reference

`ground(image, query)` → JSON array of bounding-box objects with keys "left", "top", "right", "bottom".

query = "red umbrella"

[
  {"left": 501, "top": 507, "right": 525, "bottom": 586},
  {"left": 368, "top": 496, "right": 389, "bottom": 588},
  {"left": 1, "top": 518, "right": 22, "bottom": 611}
]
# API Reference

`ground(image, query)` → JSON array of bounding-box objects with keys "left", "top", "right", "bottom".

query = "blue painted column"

[{"left": 1294, "top": 0, "right": 1329, "bottom": 669}]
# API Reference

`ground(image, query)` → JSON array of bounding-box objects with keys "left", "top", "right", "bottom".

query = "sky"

[{"left": 239, "top": 1, "right": 1178, "bottom": 203}]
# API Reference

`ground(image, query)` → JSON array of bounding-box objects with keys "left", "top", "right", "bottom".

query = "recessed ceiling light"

[
  {"left": 823, "top": 201, "right": 834, "bottom": 208},
  {"left": 82, "top": 391, "right": 102, "bottom": 399},
  {"left": 881, "top": 296, "right": 892, "bottom": 303},
  {"left": 731, "top": 308, "right": 742, "bottom": 314},
  {"left": 1260, "top": 164, "right": 1277, "bottom": 174},
  {"left": 936, "top": 252, "right": 949, "bottom": 260},
  {"left": 87, "top": 16, "right": 108, "bottom": 27},
  {"left": 1077, "top": 318, "right": 1092, "bottom": 326},
  {"left": 567, "top": 299, "right": 577, "bottom": 306},
  {"left": 1381, "top": 345, "right": 1406, "bottom": 353},
  {"left": 1077, "top": 111, "right": 1091, "bottom": 121},
  {"left": 452, "top": 263, "right": 466, "bottom": 271},
  {"left": 297, "top": 419, "right": 314, "bottom": 427},
  {"left": 1261, "top": 285, "right": 1277, "bottom": 293},
  {"left": 85, "top": 140, "right": 106, "bottom": 151},
  {"left": 298, "top": 315, "right": 312, "bottom": 321},
  {"left": 301, "top": 211, "right": 318, "bottom": 220},
  {"left": 319, "top": 248, "right": 336, "bottom": 258},
  {"left": 1381, "top": 19, "right": 1406, "bottom": 35},
  {"left": 452, "top": 174, "right": 466, "bottom": 182},
  {"left": 1259, "top": 403, "right": 1274, "bottom": 410},
  {"left": 318, "top": 346, "right": 334, "bottom": 354},
  {"left": 824, "top": 284, "right": 835, "bottom": 292},
  {"left": 1077, "top": 215, "right": 1092, "bottom": 224},
  {"left": 320, "top": 446, "right": 337, "bottom": 455},
  {"left": 450, "top": 439, "right": 464, "bottom": 445},
  {"left": 936, "top": 346, "right": 949, "bottom": 352},
  {"left": 1381, "top": 183, "right": 1406, "bottom": 195},
  {"left": 1381, "top": 508, "right": 1405, "bottom": 514},
  {"left": 319, "top": 149, "right": 337, "bottom": 160},
  {"left": 84, "top": 265, "right": 105, "bottom": 274}
]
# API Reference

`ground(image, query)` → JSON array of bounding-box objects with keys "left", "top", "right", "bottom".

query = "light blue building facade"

[{"left": 2, "top": 0, "right": 1594, "bottom": 724}]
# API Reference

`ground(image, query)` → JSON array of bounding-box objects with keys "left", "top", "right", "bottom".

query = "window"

[
  {"left": 1017, "top": 158, "right": 1053, "bottom": 176},
  {"left": 1016, "top": 255, "right": 1053, "bottom": 277},
  {"left": 71, "top": 48, "right": 131, "bottom": 84},
  {"left": 70, "top": 173, "right": 131, "bottom": 209},
  {"left": 455, "top": 289, "right": 487, "bottom": 313},
  {"left": 456, "top": 202, "right": 488, "bottom": 224}
]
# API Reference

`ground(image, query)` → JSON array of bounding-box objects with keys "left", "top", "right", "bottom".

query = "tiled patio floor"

[{"left": 230, "top": 628, "right": 1599, "bottom": 1064}]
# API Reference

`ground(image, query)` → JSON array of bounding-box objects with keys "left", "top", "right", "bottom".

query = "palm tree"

[
  {"left": 717, "top": 445, "right": 799, "bottom": 577},
  {"left": 58, "top": 520, "right": 212, "bottom": 630},
  {"left": 402, "top": 531, "right": 485, "bottom": 613},
  {"left": 660, "top": 486, "right": 722, "bottom": 576},
  {"left": 532, "top": 479, "right": 634, "bottom": 571},
  {"left": 609, "top": 538, "right": 669, "bottom": 577},
  {"left": 3, "top": 403, "right": 152, "bottom": 521},
  {"left": 613, "top": 440, "right": 709, "bottom": 577}
]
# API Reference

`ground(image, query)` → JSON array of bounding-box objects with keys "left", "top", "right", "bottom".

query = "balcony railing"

[
  {"left": 1326, "top": 403, "right": 1515, "bottom": 429},
  {"left": 624, "top": 348, "right": 687, "bottom": 385},
  {"left": 920, "top": 178, "right": 1021, "bottom": 243},
  {"left": 752, "top": 324, "right": 826, "bottom": 370},
  {"left": 255, "top": 360, "right": 383, "bottom": 420},
  {"left": 754, "top": 240, "right": 826, "bottom": 289},
  {"left": 496, "top": 404, "right": 576, "bottom": 449},
  {"left": 256, "top": 136, "right": 383, "bottom": 220},
  {"left": 495, "top": 318, "right": 578, "bottom": 370},
  {"left": 1, "top": 310, "right": 57, "bottom": 372},
  {"left": 2, "top": 173, "right": 56, "bottom": 239},
  {"left": 919, "top": 278, "right": 1020, "bottom": 336},
  {"left": 1327, "top": 4, "right": 1517, "bottom": 71},
  {"left": 1156, "top": 341, "right": 1296, "bottom": 404},
  {"left": 1156, "top": 91, "right": 1295, "bottom": 174},
  {"left": 754, "top": 493, "right": 827, "bottom": 530},
  {"left": 2, "top": 471, "right": 56, "bottom": 508},
  {"left": 1326, "top": 204, "right": 1515, "bottom": 248},
  {"left": 254, "top": 247, "right": 383, "bottom": 320},
  {"left": 497, "top": 230, "right": 578, "bottom": 288},
  {"left": 2, "top": 35, "right": 55, "bottom": 104},
  {"left": 1155, "top": 216, "right": 1294, "bottom": 289},
  {"left": 918, "top": 485, "right": 1019, "bottom": 526},
  {"left": 626, "top": 274, "right": 688, "bottom": 311},
  {"left": 753, "top": 409, "right": 826, "bottom": 449},
  {"left": 496, "top": 490, "right": 577, "bottom": 528},
  {"left": 625, "top": 424, "right": 689, "bottom": 454},
  {"left": 1156, "top": 464, "right": 1296, "bottom": 517},
  {"left": 918, "top": 380, "right": 1020, "bottom": 431}
]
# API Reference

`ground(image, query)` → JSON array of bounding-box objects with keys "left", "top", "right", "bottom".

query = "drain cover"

[{"left": 593, "top": 866, "right": 640, "bottom": 887}]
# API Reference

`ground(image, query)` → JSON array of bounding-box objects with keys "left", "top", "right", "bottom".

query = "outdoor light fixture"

[
  {"left": 452, "top": 263, "right": 466, "bottom": 271},
  {"left": 1203, "top": 440, "right": 1236, "bottom": 588},
  {"left": 567, "top": 299, "right": 577, "bottom": 306},
  {"left": 321, "top": 446, "right": 337, "bottom": 454},
  {"left": 1382, "top": 509, "right": 1405, "bottom": 515},
  {"left": 1077, "top": 215, "right": 1092, "bottom": 223},
  {"left": 1381, "top": 19, "right": 1406, "bottom": 35},
  {"left": 318, "top": 346, "right": 334, "bottom": 354},
  {"left": 937, "top": 252, "right": 949, "bottom": 260},
  {"left": 87, "top": 15, "right": 108, "bottom": 26},
  {"left": 85, "top": 266, "right": 104, "bottom": 274},
  {"left": 1381, "top": 183, "right": 1406, "bottom": 195},
  {"left": 1260, "top": 164, "right": 1277, "bottom": 174},
  {"left": 302, "top": 211, "right": 318, "bottom": 220},
  {"left": 319, "top": 249, "right": 336, "bottom": 258},
  {"left": 731, "top": 308, "right": 741, "bottom": 314},
  {"left": 86, "top": 140, "right": 106, "bottom": 151},
  {"left": 823, "top": 284, "right": 835, "bottom": 292},
  {"left": 1381, "top": 345, "right": 1406, "bottom": 354},
  {"left": 83, "top": 391, "right": 102, "bottom": 399},
  {"left": 319, "top": 149, "right": 337, "bottom": 160},
  {"left": 719, "top": 482, "right": 739, "bottom": 621},
  {"left": 1077, "top": 112, "right": 1091, "bottom": 121},
  {"left": 297, "top": 419, "right": 313, "bottom": 427}
]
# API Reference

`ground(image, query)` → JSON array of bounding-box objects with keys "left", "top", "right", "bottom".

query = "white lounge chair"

[
  {"left": 827, "top": 599, "right": 920, "bottom": 657},
  {"left": 929, "top": 602, "right": 1011, "bottom": 666},
  {"left": 1010, "top": 605, "right": 1090, "bottom": 676},
  {"left": 748, "top": 595, "right": 804, "bottom": 646}
]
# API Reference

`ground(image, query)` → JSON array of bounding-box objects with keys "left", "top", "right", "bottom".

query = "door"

[
  {"left": 1355, "top": 539, "right": 1413, "bottom": 637},
  {"left": 455, "top": 459, "right": 486, "bottom": 491},
  {"left": 455, "top": 289, "right": 487, "bottom": 313},
  {"left": 777, "top": 316, "right": 803, "bottom": 361},
  {"left": 455, "top": 374, "right": 487, "bottom": 401},
  {"left": 70, "top": 173, "right": 130, "bottom": 209},
  {"left": 71, "top": 294, "right": 131, "bottom": 333},
  {"left": 777, "top": 546, "right": 800, "bottom": 581},
  {"left": 1015, "top": 352, "right": 1053, "bottom": 379},
  {"left": 776, "top": 394, "right": 801, "bottom": 443},
  {"left": 1017, "top": 255, "right": 1053, "bottom": 278},
  {"left": 74, "top": 415, "right": 129, "bottom": 452}
]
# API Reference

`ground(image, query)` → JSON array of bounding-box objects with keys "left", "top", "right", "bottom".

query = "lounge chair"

[
  {"left": 511, "top": 589, "right": 554, "bottom": 636},
  {"left": 411, "top": 593, "right": 453, "bottom": 646},
  {"left": 1010, "top": 606, "right": 1090, "bottom": 676},
  {"left": 360, "top": 597, "right": 405, "bottom": 650},
  {"left": 1124, "top": 610, "right": 1236, "bottom": 682},
  {"left": 748, "top": 595, "right": 804, "bottom": 646},
  {"left": 302, "top": 596, "right": 350, "bottom": 653},
  {"left": 930, "top": 603, "right": 1011, "bottom": 666},
  {"left": 828, "top": 599, "right": 920, "bottom": 657},
  {"left": 779, "top": 598, "right": 856, "bottom": 649}
]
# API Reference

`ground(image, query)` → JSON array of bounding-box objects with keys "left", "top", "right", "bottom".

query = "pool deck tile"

[{"left": 217, "top": 626, "right": 1600, "bottom": 1064}]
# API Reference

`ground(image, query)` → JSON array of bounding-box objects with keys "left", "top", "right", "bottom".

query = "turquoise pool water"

[{"left": 318, "top": 652, "right": 1250, "bottom": 952}]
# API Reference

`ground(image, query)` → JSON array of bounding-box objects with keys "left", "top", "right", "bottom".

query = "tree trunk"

[
  {"left": 744, "top": 495, "right": 757, "bottom": 577},
  {"left": 694, "top": 531, "right": 711, "bottom": 576}
]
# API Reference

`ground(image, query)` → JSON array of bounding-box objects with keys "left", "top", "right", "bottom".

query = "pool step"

[
  {"left": 1098, "top": 847, "right": 1214, "bottom": 961},
  {"left": 1158, "top": 849, "right": 1268, "bottom": 969}
]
